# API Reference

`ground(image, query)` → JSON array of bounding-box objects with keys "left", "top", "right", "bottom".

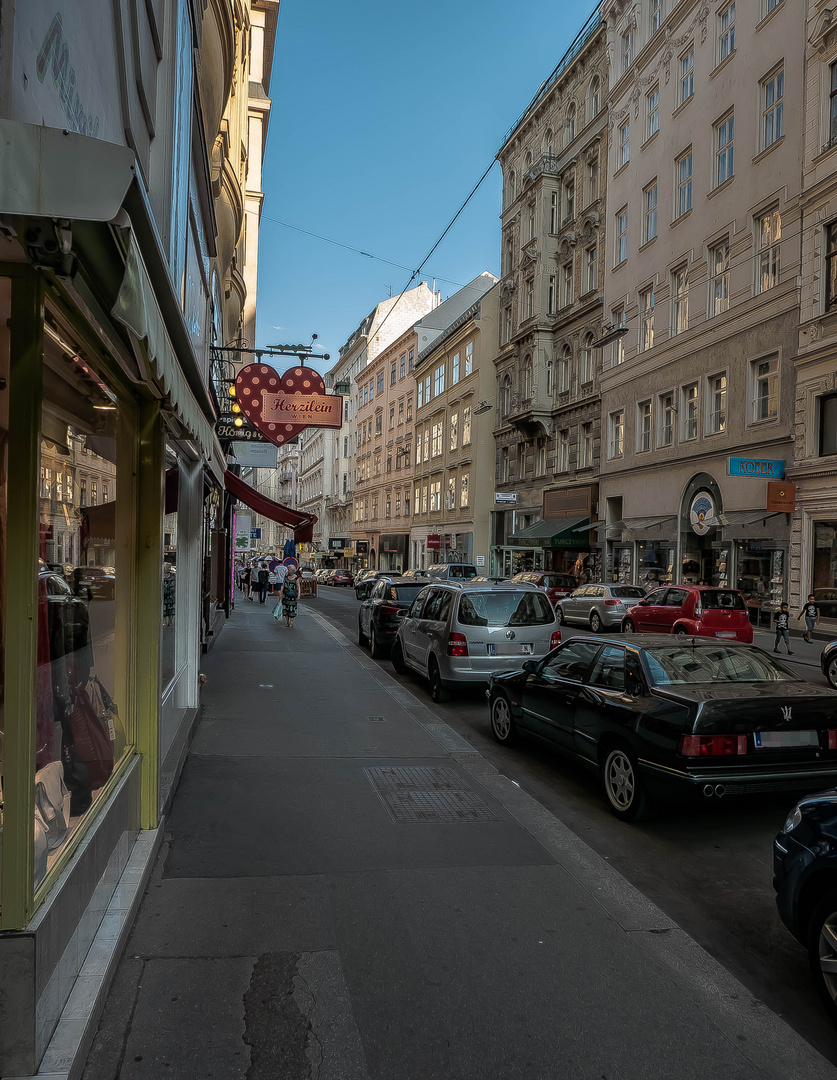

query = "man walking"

[
  {"left": 798, "top": 593, "right": 821, "bottom": 644},
  {"left": 773, "top": 602, "right": 794, "bottom": 655},
  {"left": 256, "top": 562, "right": 270, "bottom": 604}
]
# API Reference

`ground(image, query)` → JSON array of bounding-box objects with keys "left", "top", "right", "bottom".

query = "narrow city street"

[{"left": 81, "top": 591, "right": 837, "bottom": 1079}]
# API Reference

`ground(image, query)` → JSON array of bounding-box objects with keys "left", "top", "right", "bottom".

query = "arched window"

[
  {"left": 543, "top": 128, "right": 554, "bottom": 157},
  {"left": 524, "top": 150, "right": 533, "bottom": 172},
  {"left": 589, "top": 76, "right": 601, "bottom": 119},
  {"left": 559, "top": 346, "right": 571, "bottom": 392},
  {"left": 521, "top": 355, "right": 533, "bottom": 401},
  {"left": 500, "top": 373, "right": 512, "bottom": 416},
  {"left": 580, "top": 333, "right": 595, "bottom": 384},
  {"left": 565, "top": 103, "right": 577, "bottom": 146}
]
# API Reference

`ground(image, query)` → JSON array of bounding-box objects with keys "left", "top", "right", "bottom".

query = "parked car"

[
  {"left": 774, "top": 788, "right": 837, "bottom": 1025},
  {"left": 71, "top": 565, "right": 116, "bottom": 600},
  {"left": 488, "top": 635, "right": 837, "bottom": 822},
  {"left": 822, "top": 641, "right": 837, "bottom": 690},
  {"left": 331, "top": 569, "right": 354, "bottom": 587},
  {"left": 621, "top": 585, "right": 754, "bottom": 643},
  {"left": 425, "top": 563, "right": 478, "bottom": 581},
  {"left": 40, "top": 571, "right": 92, "bottom": 658},
  {"left": 557, "top": 583, "right": 647, "bottom": 632},
  {"left": 391, "top": 582, "right": 561, "bottom": 703},
  {"left": 471, "top": 576, "right": 508, "bottom": 585},
  {"left": 357, "top": 577, "right": 431, "bottom": 658},
  {"left": 355, "top": 570, "right": 396, "bottom": 600},
  {"left": 399, "top": 569, "right": 425, "bottom": 580},
  {"left": 510, "top": 571, "right": 577, "bottom": 605}
]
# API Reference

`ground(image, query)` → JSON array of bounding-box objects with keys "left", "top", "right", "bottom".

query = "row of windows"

[
  {"left": 498, "top": 430, "right": 592, "bottom": 482},
  {"left": 353, "top": 488, "right": 414, "bottom": 522},
  {"left": 606, "top": 357, "right": 779, "bottom": 459},
  {"left": 413, "top": 472, "right": 471, "bottom": 515},
  {"left": 498, "top": 335, "right": 597, "bottom": 417},
  {"left": 416, "top": 342, "right": 474, "bottom": 409},
  {"left": 40, "top": 468, "right": 109, "bottom": 506},
  {"left": 415, "top": 406, "right": 473, "bottom": 464},
  {"left": 357, "top": 398, "right": 414, "bottom": 444},
  {"left": 356, "top": 349, "right": 415, "bottom": 410}
]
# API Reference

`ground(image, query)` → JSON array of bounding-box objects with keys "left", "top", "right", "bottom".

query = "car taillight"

[
  {"left": 678, "top": 734, "right": 747, "bottom": 757},
  {"left": 604, "top": 599, "right": 618, "bottom": 606},
  {"left": 380, "top": 604, "right": 400, "bottom": 616},
  {"left": 828, "top": 730, "right": 837, "bottom": 751},
  {"left": 550, "top": 631, "right": 561, "bottom": 648},
  {"left": 447, "top": 633, "right": 468, "bottom": 657}
]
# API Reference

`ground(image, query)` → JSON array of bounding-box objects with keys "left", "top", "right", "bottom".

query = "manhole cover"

[{"left": 364, "top": 765, "right": 498, "bottom": 823}]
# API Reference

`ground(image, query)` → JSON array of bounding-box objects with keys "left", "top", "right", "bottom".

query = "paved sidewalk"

[{"left": 82, "top": 602, "right": 837, "bottom": 1080}]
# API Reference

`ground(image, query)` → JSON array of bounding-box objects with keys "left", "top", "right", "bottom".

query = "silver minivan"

[
  {"left": 425, "top": 563, "right": 478, "bottom": 581},
  {"left": 391, "top": 582, "right": 561, "bottom": 702},
  {"left": 556, "top": 583, "right": 647, "bottom": 632}
]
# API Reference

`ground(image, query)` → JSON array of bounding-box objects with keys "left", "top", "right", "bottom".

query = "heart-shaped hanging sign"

[{"left": 235, "top": 363, "right": 343, "bottom": 446}]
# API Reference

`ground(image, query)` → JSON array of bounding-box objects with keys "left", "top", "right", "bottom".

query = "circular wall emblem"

[{"left": 689, "top": 492, "right": 715, "bottom": 536}]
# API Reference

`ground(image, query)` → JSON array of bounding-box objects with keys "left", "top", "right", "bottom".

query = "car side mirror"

[{"left": 522, "top": 659, "right": 540, "bottom": 675}]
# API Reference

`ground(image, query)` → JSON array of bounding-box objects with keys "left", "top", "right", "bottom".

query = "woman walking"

[{"left": 281, "top": 566, "right": 299, "bottom": 628}]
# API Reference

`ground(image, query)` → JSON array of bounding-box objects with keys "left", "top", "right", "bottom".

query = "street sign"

[{"left": 250, "top": 528, "right": 261, "bottom": 539}]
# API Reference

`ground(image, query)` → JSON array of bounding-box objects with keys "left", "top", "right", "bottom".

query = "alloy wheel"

[
  {"left": 490, "top": 695, "right": 516, "bottom": 744},
  {"left": 604, "top": 749, "right": 635, "bottom": 811},
  {"left": 590, "top": 611, "right": 601, "bottom": 633},
  {"left": 623, "top": 619, "right": 635, "bottom": 634},
  {"left": 828, "top": 656, "right": 837, "bottom": 690}
]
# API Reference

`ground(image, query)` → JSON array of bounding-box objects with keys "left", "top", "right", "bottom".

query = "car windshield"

[
  {"left": 541, "top": 575, "right": 575, "bottom": 588},
  {"left": 458, "top": 590, "right": 554, "bottom": 627},
  {"left": 611, "top": 586, "right": 645, "bottom": 599},
  {"left": 389, "top": 585, "right": 427, "bottom": 601},
  {"left": 698, "top": 590, "right": 745, "bottom": 610},
  {"left": 448, "top": 565, "right": 477, "bottom": 579},
  {"left": 644, "top": 645, "right": 798, "bottom": 686}
]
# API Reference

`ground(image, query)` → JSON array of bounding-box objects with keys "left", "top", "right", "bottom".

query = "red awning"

[{"left": 224, "top": 469, "right": 317, "bottom": 543}]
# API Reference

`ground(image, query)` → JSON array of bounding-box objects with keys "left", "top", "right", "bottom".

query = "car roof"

[
  {"left": 425, "top": 580, "right": 543, "bottom": 592},
  {"left": 559, "top": 632, "right": 756, "bottom": 648}
]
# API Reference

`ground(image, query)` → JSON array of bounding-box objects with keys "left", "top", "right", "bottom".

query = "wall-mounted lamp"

[
  {"left": 591, "top": 325, "right": 629, "bottom": 348},
  {"left": 474, "top": 401, "right": 493, "bottom": 415}
]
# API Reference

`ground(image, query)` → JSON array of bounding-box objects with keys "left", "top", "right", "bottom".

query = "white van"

[{"left": 425, "top": 563, "right": 478, "bottom": 581}]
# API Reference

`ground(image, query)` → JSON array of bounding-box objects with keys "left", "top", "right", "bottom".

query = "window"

[
  {"left": 508, "top": 170, "right": 516, "bottom": 202},
  {"left": 762, "top": 67, "right": 784, "bottom": 148},
  {"left": 548, "top": 274, "right": 556, "bottom": 314},
  {"left": 423, "top": 427, "right": 429, "bottom": 461},
  {"left": 671, "top": 265, "right": 688, "bottom": 335},
  {"left": 639, "top": 287, "right": 655, "bottom": 351},
  {"left": 432, "top": 422, "right": 443, "bottom": 457},
  {"left": 386, "top": 454, "right": 392, "bottom": 472},
  {"left": 622, "top": 29, "right": 633, "bottom": 73},
  {"left": 676, "top": 149, "right": 692, "bottom": 216},
  {"left": 91, "top": 480, "right": 98, "bottom": 505},
  {"left": 757, "top": 209, "right": 781, "bottom": 293},
  {"left": 421, "top": 484, "right": 428, "bottom": 513},
  {"left": 565, "top": 102, "right": 577, "bottom": 145},
  {"left": 452, "top": 351, "right": 460, "bottom": 385},
  {"left": 546, "top": 360, "right": 553, "bottom": 396},
  {"left": 589, "top": 75, "right": 601, "bottom": 118},
  {"left": 561, "top": 262, "right": 573, "bottom": 307},
  {"left": 446, "top": 474, "right": 456, "bottom": 510},
  {"left": 520, "top": 355, "right": 533, "bottom": 400},
  {"left": 406, "top": 397, "right": 413, "bottom": 421},
  {"left": 579, "top": 423, "right": 593, "bottom": 468},
  {"left": 586, "top": 156, "right": 599, "bottom": 205},
  {"left": 710, "top": 239, "right": 730, "bottom": 315},
  {"left": 386, "top": 493, "right": 391, "bottom": 518},
  {"left": 400, "top": 355, "right": 406, "bottom": 378},
  {"left": 363, "top": 385, "right": 368, "bottom": 405},
  {"left": 637, "top": 400, "right": 652, "bottom": 451},
  {"left": 616, "top": 207, "right": 628, "bottom": 264},
  {"left": 714, "top": 111, "right": 734, "bottom": 188},
  {"left": 719, "top": 3, "right": 735, "bottom": 63},
  {"left": 409, "top": 349, "right": 414, "bottom": 371},
  {"left": 679, "top": 48, "right": 694, "bottom": 103},
  {"left": 375, "top": 414, "right": 382, "bottom": 435},
  {"left": 619, "top": 121, "right": 630, "bottom": 168},
  {"left": 707, "top": 373, "right": 727, "bottom": 433},
  {"left": 460, "top": 472, "right": 470, "bottom": 508},
  {"left": 429, "top": 480, "right": 441, "bottom": 512},
  {"left": 643, "top": 182, "right": 658, "bottom": 242},
  {"left": 751, "top": 355, "right": 778, "bottom": 422},
  {"left": 543, "top": 128, "right": 554, "bottom": 156},
  {"left": 500, "top": 446, "right": 510, "bottom": 482},
  {"left": 503, "top": 305, "right": 513, "bottom": 343},
  {"left": 611, "top": 308, "right": 626, "bottom": 367},
  {"left": 398, "top": 401, "right": 404, "bottom": 424},
  {"left": 650, "top": 0, "right": 663, "bottom": 34},
  {"left": 450, "top": 411, "right": 458, "bottom": 451},
  {"left": 536, "top": 438, "right": 546, "bottom": 476},
  {"left": 556, "top": 429, "right": 569, "bottom": 472},
  {"left": 396, "top": 491, "right": 402, "bottom": 516},
  {"left": 608, "top": 410, "right": 624, "bottom": 458},
  {"left": 528, "top": 203, "right": 536, "bottom": 240},
  {"left": 415, "top": 485, "right": 420, "bottom": 513},
  {"left": 820, "top": 394, "right": 837, "bottom": 455},
  {"left": 516, "top": 442, "right": 526, "bottom": 479},
  {"left": 462, "top": 405, "right": 471, "bottom": 445},
  {"left": 550, "top": 191, "right": 558, "bottom": 233},
  {"left": 371, "top": 494, "right": 378, "bottom": 518},
  {"left": 559, "top": 346, "right": 571, "bottom": 391},
  {"left": 585, "top": 245, "right": 598, "bottom": 293},
  {"left": 389, "top": 406, "right": 395, "bottom": 429},
  {"left": 658, "top": 392, "right": 674, "bottom": 447},
  {"left": 404, "top": 490, "right": 410, "bottom": 515},
  {"left": 563, "top": 177, "right": 575, "bottom": 222},
  {"left": 764, "top": 0, "right": 782, "bottom": 12},
  {"left": 375, "top": 375, "right": 381, "bottom": 397},
  {"left": 524, "top": 277, "right": 535, "bottom": 321},
  {"left": 830, "top": 63, "right": 837, "bottom": 147},
  {"left": 501, "top": 374, "right": 512, "bottom": 416},
  {"left": 580, "top": 333, "right": 594, "bottom": 384},
  {"left": 646, "top": 88, "right": 659, "bottom": 140},
  {"left": 389, "top": 363, "right": 395, "bottom": 386},
  {"left": 433, "top": 364, "right": 445, "bottom": 396},
  {"left": 79, "top": 477, "right": 87, "bottom": 504},
  {"left": 682, "top": 383, "right": 698, "bottom": 440}
]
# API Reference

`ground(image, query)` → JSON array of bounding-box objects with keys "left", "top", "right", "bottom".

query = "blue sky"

[{"left": 255, "top": 0, "right": 594, "bottom": 374}]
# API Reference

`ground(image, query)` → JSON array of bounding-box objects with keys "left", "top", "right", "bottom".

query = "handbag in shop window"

[
  {"left": 87, "top": 674, "right": 118, "bottom": 743},
  {"left": 68, "top": 676, "right": 113, "bottom": 789},
  {"left": 35, "top": 760, "right": 71, "bottom": 852}
]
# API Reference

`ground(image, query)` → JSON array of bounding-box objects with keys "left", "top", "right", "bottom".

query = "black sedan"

[
  {"left": 355, "top": 570, "right": 398, "bottom": 600},
  {"left": 774, "top": 788, "right": 837, "bottom": 1025},
  {"left": 357, "top": 577, "right": 429, "bottom": 658},
  {"left": 487, "top": 635, "right": 837, "bottom": 822},
  {"left": 822, "top": 641, "right": 837, "bottom": 690}
]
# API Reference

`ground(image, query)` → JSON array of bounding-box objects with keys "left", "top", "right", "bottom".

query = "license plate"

[
  {"left": 754, "top": 730, "right": 819, "bottom": 749},
  {"left": 715, "top": 631, "right": 737, "bottom": 639},
  {"left": 488, "top": 643, "right": 534, "bottom": 656}
]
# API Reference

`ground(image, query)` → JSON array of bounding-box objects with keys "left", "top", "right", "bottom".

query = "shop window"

[{"left": 820, "top": 393, "right": 837, "bottom": 456}]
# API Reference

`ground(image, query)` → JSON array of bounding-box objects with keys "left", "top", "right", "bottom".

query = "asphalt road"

[{"left": 310, "top": 583, "right": 837, "bottom": 1066}]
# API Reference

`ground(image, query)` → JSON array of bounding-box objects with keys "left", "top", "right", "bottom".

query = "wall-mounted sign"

[
  {"left": 235, "top": 514, "right": 252, "bottom": 551},
  {"left": 235, "top": 364, "right": 342, "bottom": 446},
  {"left": 766, "top": 480, "right": 796, "bottom": 513},
  {"left": 729, "top": 457, "right": 785, "bottom": 479},
  {"left": 216, "top": 421, "right": 270, "bottom": 443},
  {"left": 426, "top": 535, "right": 441, "bottom": 550},
  {"left": 329, "top": 537, "right": 347, "bottom": 550},
  {"left": 228, "top": 442, "right": 277, "bottom": 468},
  {"left": 495, "top": 493, "right": 518, "bottom": 504},
  {"left": 689, "top": 492, "right": 715, "bottom": 536},
  {"left": 250, "top": 528, "right": 261, "bottom": 540},
  {"left": 356, "top": 540, "right": 369, "bottom": 554},
  {"left": 343, "top": 547, "right": 355, "bottom": 557}
]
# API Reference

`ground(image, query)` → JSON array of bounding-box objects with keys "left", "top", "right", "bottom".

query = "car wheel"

[
  {"left": 357, "top": 617, "right": 367, "bottom": 647},
  {"left": 622, "top": 618, "right": 636, "bottom": 634},
  {"left": 808, "top": 889, "right": 837, "bottom": 1025},
  {"left": 590, "top": 611, "right": 602, "bottom": 634},
  {"left": 490, "top": 693, "right": 517, "bottom": 745},
  {"left": 555, "top": 606, "right": 566, "bottom": 625},
  {"left": 600, "top": 743, "right": 652, "bottom": 822},
  {"left": 674, "top": 625, "right": 689, "bottom": 639},
  {"left": 369, "top": 625, "right": 385, "bottom": 659},
  {"left": 827, "top": 655, "right": 837, "bottom": 691},
  {"left": 428, "top": 656, "right": 451, "bottom": 703},
  {"left": 391, "top": 639, "right": 409, "bottom": 675}
]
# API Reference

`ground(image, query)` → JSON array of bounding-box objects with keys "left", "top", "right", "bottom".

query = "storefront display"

[
  {"left": 813, "top": 522, "right": 837, "bottom": 620},
  {"left": 636, "top": 542, "right": 674, "bottom": 588},
  {"left": 615, "top": 545, "right": 633, "bottom": 584}
]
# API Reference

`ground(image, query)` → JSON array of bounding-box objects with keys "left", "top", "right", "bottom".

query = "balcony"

[{"left": 506, "top": 392, "right": 551, "bottom": 436}]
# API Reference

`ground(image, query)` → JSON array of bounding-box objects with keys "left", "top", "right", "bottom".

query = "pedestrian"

[
  {"left": 241, "top": 561, "right": 252, "bottom": 600},
  {"left": 256, "top": 562, "right": 270, "bottom": 604},
  {"left": 280, "top": 566, "right": 299, "bottom": 628},
  {"left": 162, "top": 563, "right": 175, "bottom": 626},
  {"left": 798, "top": 593, "right": 821, "bottom": 643},
  {"left": 773, "top": 602, "right": 794, "bottom": 655},
  {"left": 268, "top": 564, "right": 279, "bottom": 596}
]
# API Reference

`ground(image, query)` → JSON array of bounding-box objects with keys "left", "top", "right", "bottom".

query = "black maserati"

[{"left": 487, "top": 635, "right": 837, "bottom": 822}]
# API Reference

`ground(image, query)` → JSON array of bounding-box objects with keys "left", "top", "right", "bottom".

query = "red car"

[
  {"left": 331, "top": 569, "right": 354, "bottom": 587},
  {"left": 510, "top": 572, "right": 577, "bottom": 606},
  {"left": 621, "top": 585, "right": 754, "bottom": 643}
]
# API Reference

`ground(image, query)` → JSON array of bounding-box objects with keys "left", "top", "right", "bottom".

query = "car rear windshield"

[
  {"left": 388, "top": 585, "right": 427, "bottom": 601},
  {"left": 611, "top": 586, "right": 645, "bottom": 599},
  {"left": 447, "top": 565, "right": 477, "bottom": 579},
  {"left": 457, "top": 590, "right": 554, "bottom": 627},
  {"left": 541, "top": 575, "right": 575, "bottom": 588},
  {"left": 699, "top": 590, "right": 745, "bottom": 610},
  {"left": 644, "top": 645, "right": 798, "bottom": 685}
]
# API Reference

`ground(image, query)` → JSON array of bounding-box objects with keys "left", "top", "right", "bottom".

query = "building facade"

[
  {"left": 0, "top": 1, "right": 278, "bottom": 1073},
  {"left": 597, "top": 0, "right": 802, "bottom": 620},
  {"left": 493, "top": 13, "right": 608, "bottom": 580}
]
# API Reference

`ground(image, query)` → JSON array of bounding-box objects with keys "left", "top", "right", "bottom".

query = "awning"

[
  {"left": 604, "top": 515, "right": 677, "bottom": 534},
  {"left": 510, "top": 517, "right": 588, "bottom": 546},
  {"left": 705, "top": 510, "right": 782, "bottom": 527},
  {"left": 224, "top": 470, "right": 317, "bottom": 543}
]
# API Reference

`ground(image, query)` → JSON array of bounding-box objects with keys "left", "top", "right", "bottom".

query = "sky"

[{"left": 255, "top": 0, "right": 596, "bottom": 376}]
